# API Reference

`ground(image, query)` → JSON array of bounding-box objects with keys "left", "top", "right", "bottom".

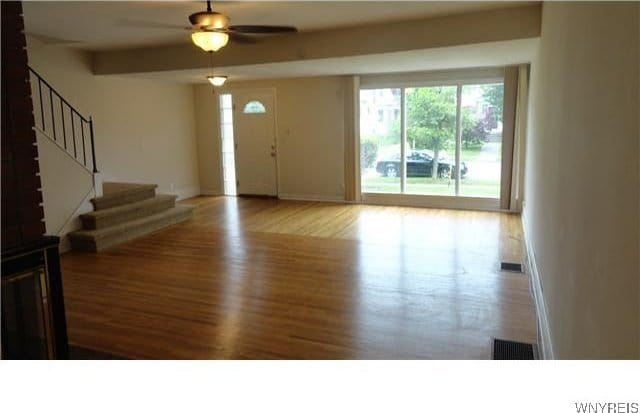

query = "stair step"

[
  {"left": 80, "top": 194, "right": 177, "bottom": 230},
  {"left": 91, "top": 183, "right": 157, "bottom": 210},
  {"left": 69, "top": 205, "right": 194, "bottom": 252}
]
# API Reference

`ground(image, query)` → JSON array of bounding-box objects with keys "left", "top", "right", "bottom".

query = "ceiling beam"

[{"left": 93, "top": 4, "right": 541, "bottom": 75}]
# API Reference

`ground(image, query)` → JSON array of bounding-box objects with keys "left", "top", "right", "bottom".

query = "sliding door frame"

[{"left": 357, "top": 67, "right": 509, "bottom": 211}]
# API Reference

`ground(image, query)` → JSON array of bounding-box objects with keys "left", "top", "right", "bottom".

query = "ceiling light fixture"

[
  {"left": 191, "top": 30, "right": 229, "bottom": 52},
  {"left": 207, "top": 75, "right": 227, "bottom": 87},
  {"left": 185, "top": 0, "right": 297, "bottom": 53},
  {"left": 206, "top": 51, "right": 227, "bottom": 87}
]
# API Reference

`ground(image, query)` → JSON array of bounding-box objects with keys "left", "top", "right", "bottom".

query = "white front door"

[{"left": 232, "top": 90, "right": 277, "bottom": 196}]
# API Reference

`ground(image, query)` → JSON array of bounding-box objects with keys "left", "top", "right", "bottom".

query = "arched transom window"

[{"left": 243, "top": 100, "right": 266, "bottom": 114}]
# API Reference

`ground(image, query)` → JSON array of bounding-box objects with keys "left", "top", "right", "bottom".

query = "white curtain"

[{"left": 510, "top": 65, "right": 530, "bottom": 211}]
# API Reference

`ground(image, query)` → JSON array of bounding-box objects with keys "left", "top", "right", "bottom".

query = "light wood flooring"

[{"left": 60, "top": 196, "right": 537, "bottom": 359}]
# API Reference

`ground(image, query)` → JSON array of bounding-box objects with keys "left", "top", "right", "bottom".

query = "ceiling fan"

[
  {"left": 120, "top": 1, "right": 297, "bottom": 85},
  {"left": 120, "top": 1, "right": 298, "bottom": 52},
  {"left": 187, "top": 0, "right": 298, "bottom": 52},
  {"left": 188, "top": 0, "right": 297, "bottom": 86}
]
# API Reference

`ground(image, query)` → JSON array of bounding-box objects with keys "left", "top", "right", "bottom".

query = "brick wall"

[{"left": 2, "top": 1, "right": 45, "bottom": 250}]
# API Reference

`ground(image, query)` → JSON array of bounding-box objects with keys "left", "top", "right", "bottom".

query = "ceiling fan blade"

[
  {"left": 227, "top": 25, "right": 298, "bottom": 34},
  {"left": 228, "top": 32, "right": 259, "bottom": 44},
  {"left": 115, "top": 18, "right": 188, "bottom": 30}
]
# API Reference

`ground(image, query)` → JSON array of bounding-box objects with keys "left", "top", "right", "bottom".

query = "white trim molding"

[
  {"left": 362, "top": 192, "right": 500, "bottom": 211},
  {"left": 521, "top": 212, "right": 555, "bottom": 360},
  {"left": 360, "top": 66, "right": 506, "bottom": 89},
  {"left": 278, "top": 193, "right": 347, "bottom": 203}
]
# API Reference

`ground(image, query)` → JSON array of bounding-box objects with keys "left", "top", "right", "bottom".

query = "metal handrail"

[{"left": 28, "top": 66, "right": 98, "bottom": 173}]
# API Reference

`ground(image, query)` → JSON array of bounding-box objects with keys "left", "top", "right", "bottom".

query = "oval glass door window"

[{"left": 243, "top": 100, "right": 266, "bottom": 114}]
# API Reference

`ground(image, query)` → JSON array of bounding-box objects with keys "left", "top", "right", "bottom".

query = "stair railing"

[{"left": 28, "top": 66, "right": 98, "bottom": 173}]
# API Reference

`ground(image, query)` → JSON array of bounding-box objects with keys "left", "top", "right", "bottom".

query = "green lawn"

[
  {"left": 362, "top": 176, "right": 499, "bottom": 198},
  {"left": 460, "top": 146, "right": 483, "bottom": 161},
  {"left": 460, "top": 143, "right": 502, "bottom": 162}
]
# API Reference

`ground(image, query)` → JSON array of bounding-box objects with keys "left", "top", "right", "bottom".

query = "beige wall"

[
  {"left": 27, "top": 38, "right": 201, "bottom": 240},
  {"left": 194, "top": 76, "right": 348, "bottom": 200},
  {"left": 524, "top": 2, "right": 639, "bottom": 358},
  {"left": 28, "top": 38, "right": 200, "bottom": 198},
  {"left": 36, "top": 132, "right": 94, "bottom": 236},
  {"left": 193, "top": 86, "right": 223, "bottom": 195}
]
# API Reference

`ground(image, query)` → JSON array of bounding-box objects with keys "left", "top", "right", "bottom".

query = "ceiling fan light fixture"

[
  {"left": 191, "top": 31, "right": 229, "bottom": 52},
  {"left": 189, "top": 11, "right": 229, "bottom": 29},
  {"left": 207, "top": 75, "right": 227, "bottom": 87},
  {"left": 208, "top": 14, "right": 229, "bottom": 29}
]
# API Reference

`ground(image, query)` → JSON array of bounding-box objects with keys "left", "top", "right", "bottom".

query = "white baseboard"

[
  {"left": 277, "top": 193, "right": 346, "bottom": 203},
  {"left": 196, "top": 191, "right": 348, "bottom": 202},
  {"left": 521, "top": 212, "right": 555, "bottom": 360}
]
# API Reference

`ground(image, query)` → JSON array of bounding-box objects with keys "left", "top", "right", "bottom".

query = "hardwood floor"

[{"left": 60, "top": 196, "right": 536, "bottom": 359}]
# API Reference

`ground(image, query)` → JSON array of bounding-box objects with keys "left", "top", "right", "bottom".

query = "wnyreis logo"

[{"left": 574, "top": 403, "right": 639, "bottom": 413}]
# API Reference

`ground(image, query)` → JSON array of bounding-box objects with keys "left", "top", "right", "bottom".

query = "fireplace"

[
  {"left": 1, "top": 2, "right": 70, "bottom": 360},
  {"left": 1, "top": 236, "right": 69, "bottom": 359}
]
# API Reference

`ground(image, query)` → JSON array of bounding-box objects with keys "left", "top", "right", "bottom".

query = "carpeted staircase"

[{"left": 68, "top": 182, "right": 193, "bottom": 252}]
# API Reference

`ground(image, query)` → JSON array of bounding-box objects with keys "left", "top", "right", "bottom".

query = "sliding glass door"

[
  {"left": 459, "top": 83, "right": 503, "bottom": 198},
  {"left": 360, "top": 80, "right": 504, "bottom": 203},
  {"left": 359, "top": 88, "right": 401, "bottom": 194},
  {"left": 405, "top": 86, "right": 457, "bottom": 196}
]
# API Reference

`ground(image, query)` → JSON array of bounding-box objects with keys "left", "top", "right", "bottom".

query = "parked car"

[{"left": 375, "top": 150, "right": 468, "bottom": 178}]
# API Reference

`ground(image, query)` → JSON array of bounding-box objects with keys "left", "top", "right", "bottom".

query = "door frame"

[
  {"left": 216, "top": 92, "right": 237, "bottom": 196},
  {"left": 218, "top": 87, "right": 279, "bottom": 197}
]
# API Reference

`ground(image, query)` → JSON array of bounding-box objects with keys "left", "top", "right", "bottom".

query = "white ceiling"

[{"left": 23, "top": 1, "right": 535, "bottom": 51}]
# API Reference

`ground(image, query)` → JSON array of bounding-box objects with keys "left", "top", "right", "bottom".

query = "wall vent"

[
  {"left": 492, "top": 338, "right": 537, "bottom": 360},
  {"left": 500, "top": 262, "right": 523, "bottom": 272}
]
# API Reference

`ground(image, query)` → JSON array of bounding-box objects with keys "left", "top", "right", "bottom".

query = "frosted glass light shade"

[
  {"left": 191, "top": 31, "right": 229, "bottom": 52},
  {"left": 207, "top": 76, "right": 227, "bottom": 87}
]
